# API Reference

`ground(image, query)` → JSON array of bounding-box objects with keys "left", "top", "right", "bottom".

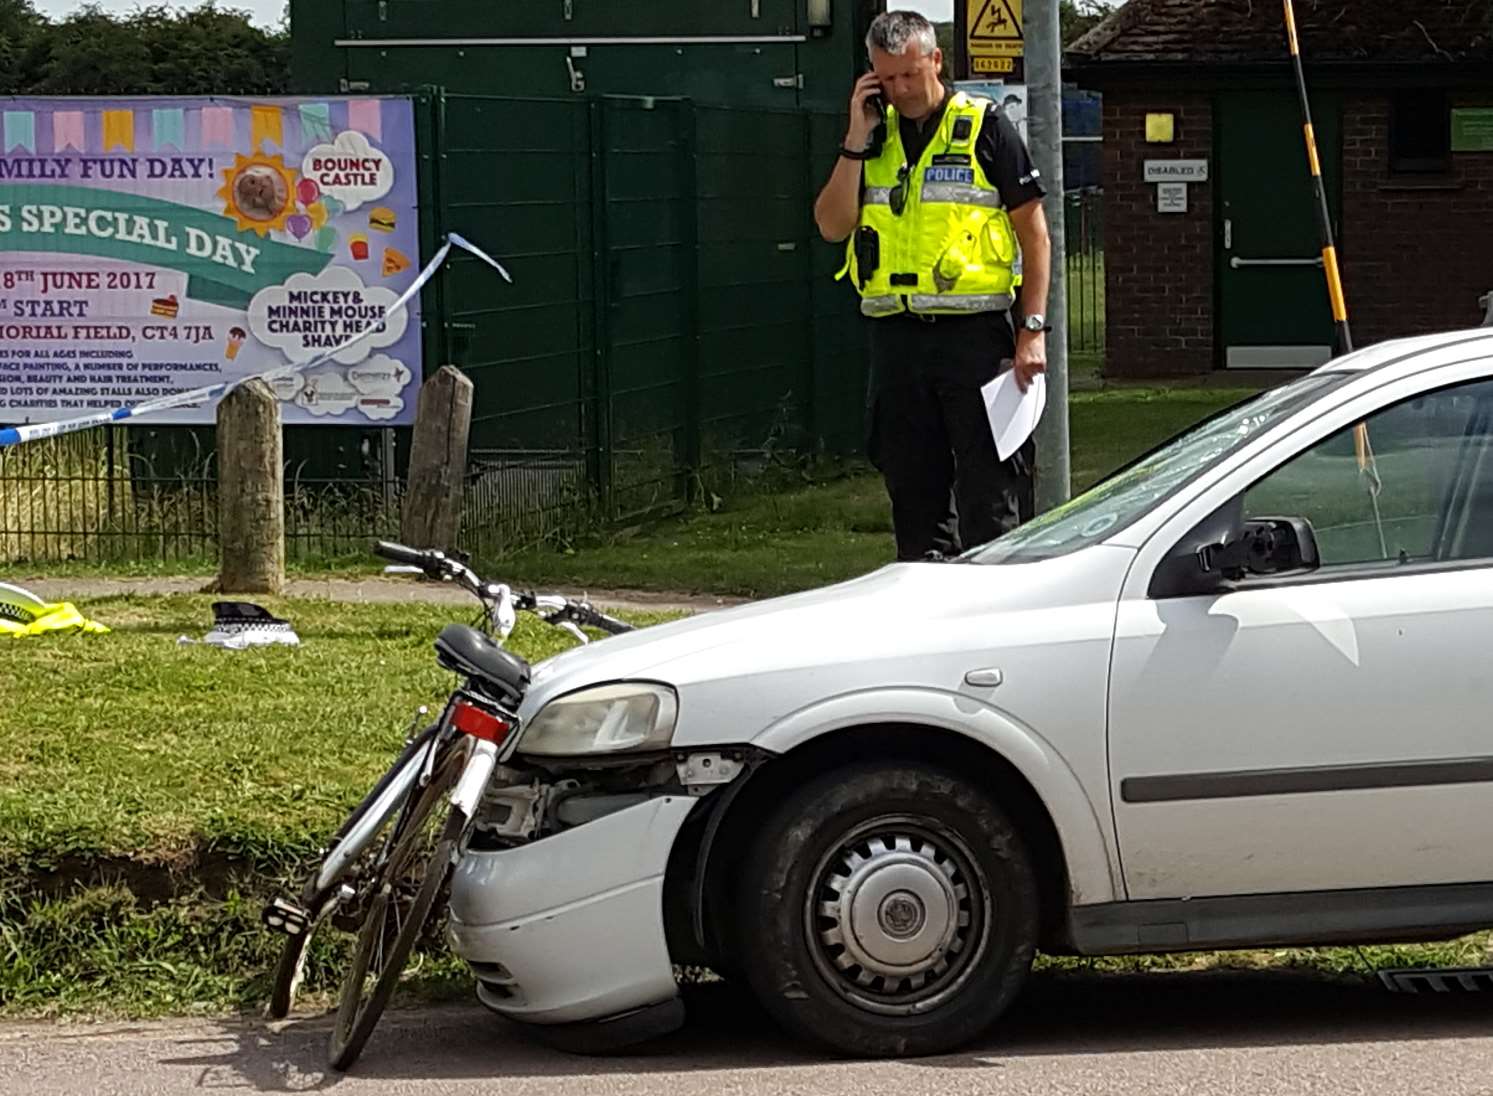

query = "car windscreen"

[{"left": 967, "top": 372, "right": 1354, "bottom": 564}]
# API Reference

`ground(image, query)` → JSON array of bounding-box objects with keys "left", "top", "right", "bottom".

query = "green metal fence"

[{"left": 424, "top": 91, "right": 866, "bottom": 556}]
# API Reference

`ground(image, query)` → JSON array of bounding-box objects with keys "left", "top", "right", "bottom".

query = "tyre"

[
  {"left": 735, "top": 761, "right": 1039, "bottom": 1058},
  {"left": 326, "top": 742, "right": 467, "bottom": 1071}
]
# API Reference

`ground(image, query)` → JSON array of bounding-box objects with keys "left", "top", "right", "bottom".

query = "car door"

[{"left": 1108, "top": 370, "right": 1493, "bottom": 900}]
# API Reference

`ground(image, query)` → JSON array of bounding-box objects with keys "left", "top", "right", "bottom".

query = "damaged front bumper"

[{"left": 445, "top": 749, "right": 753, "bottom": 1029}]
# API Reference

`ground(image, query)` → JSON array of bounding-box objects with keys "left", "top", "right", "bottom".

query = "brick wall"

[
  {"left": 1101, "top": 92, "right": 1215, "bottom": 378},
  {"left": 1340, "top": 93, "right": 1493, "bottom": 345},
  {"left": 1098, "top": 85, "right": 1493, "bottom": 378}
]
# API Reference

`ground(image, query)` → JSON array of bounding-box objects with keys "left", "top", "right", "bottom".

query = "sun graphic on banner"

[{"left": 217, "top": 152, "right": 299, "bottom": 236}]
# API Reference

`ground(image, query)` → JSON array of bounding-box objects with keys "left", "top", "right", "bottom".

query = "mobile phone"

[{"left": 864, "top": 72, "right": 886, "bottom": 119}]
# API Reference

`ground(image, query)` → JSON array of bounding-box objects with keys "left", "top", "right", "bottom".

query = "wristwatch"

[{"left": 1022, "top": 313, "right": 1049, "bottom": 333}]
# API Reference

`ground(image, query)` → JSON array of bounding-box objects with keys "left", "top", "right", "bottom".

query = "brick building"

[{"left": 1068, "top": 0, "right": 1493, "bottom": 378}]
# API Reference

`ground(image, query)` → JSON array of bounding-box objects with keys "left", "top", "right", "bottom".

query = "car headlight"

[{"left": 517, "top": 682, "right": 678, "bottom": 757}]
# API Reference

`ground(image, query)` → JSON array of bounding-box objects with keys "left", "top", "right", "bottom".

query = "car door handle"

[
  {"left": 1229, "top": 256, "right": 1324, "bottom": 269},
  {"left": 964, "top": 668, "right": 1004, "bottom": 688}
]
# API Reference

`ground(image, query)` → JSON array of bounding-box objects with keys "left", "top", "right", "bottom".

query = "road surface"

[{"left": 5, "top": 970, "right": 1493, "bottom": 1094}]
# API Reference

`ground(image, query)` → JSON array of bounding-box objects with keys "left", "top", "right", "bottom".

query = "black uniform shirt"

[{"left": 864, "top": 88, "right": 1046, "bottom": 391}]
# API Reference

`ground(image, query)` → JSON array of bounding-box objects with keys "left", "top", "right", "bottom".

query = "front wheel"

[
  {"left": 326, "top": 743, "right": 467, "bottom": 1071},
  {"left": 735, "top": 761, "right": 1039, "bottom": 1057}
]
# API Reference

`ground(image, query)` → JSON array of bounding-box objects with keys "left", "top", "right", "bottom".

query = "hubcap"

[{"left": 805, "top": 817, "right": 989, "bottom": 1015}]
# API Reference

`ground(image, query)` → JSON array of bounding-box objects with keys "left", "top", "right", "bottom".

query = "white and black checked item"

[{"left": 199, "top": 602, "right": 301, "bottom": 649}]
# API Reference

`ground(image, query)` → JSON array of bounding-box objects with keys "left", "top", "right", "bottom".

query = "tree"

[
  {"left": 1061, "top": 0, "right": 1116, "bottom": 46},
  {"left": 0, "top": 0, "right": 44, "bottom": 92},
  {"left": 0, "top": 1, "right": 289, "bottom": 96}
]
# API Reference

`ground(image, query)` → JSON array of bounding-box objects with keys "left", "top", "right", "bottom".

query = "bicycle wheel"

[
  {"left": 326, "top": 740, "right": 468, "bottom": 1071},
  {"left": 265, "top": 725, "right": 440, "bottom": 1020}
]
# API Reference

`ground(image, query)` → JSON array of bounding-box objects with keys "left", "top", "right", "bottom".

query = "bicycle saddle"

[{"left": 434, "top": 623, "right": 530, "bottom": 707}]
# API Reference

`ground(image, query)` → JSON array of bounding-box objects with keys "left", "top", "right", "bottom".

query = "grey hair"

[{"left": 865, "top": 10, "right": 938, "bottom": 58}]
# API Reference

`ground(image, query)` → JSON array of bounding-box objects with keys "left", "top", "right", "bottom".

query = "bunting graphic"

[
  {"left": 152, "top": 107, "right": 186, "bottom": 151},
  {"left": 250, "top": 104, "right": 283, "bottom": 150},
  {"left": 2, "top": 110, "right": 34, "bottom": 153},
  {"left": 347, "top": 99, "right": 382, "bottom": 141},
  {"left": 102, "top": 109, "right": 135, "bottom": 152},
  {"left": 298, "top": 101, "right": 334, "bottom": 145},
  {"left": 200, "top": 105, "right": 234, "bottom": 148},
  {"left": 52, "top": 110, "right": 84, "bottom": 152}
]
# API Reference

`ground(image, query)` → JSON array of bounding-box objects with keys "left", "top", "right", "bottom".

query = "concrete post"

[
  {"left": 216, "top": 379, "right": 284, "bottom": 594},
  {"left": 400, "top": 365, "right": 474, "bottom": 550}
]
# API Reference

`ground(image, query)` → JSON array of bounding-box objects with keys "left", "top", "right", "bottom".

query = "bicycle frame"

[{"left": 313, "top": 731, "right": 440, "bottom": 897}]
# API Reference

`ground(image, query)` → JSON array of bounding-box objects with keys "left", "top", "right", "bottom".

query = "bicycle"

[{"left": 260, "top": 540, "right": 632, "bottom": 1070}]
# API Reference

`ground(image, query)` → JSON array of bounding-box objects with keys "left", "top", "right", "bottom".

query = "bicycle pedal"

[{"left": 262, "top": 896, "right": 310, "bottom": 937}]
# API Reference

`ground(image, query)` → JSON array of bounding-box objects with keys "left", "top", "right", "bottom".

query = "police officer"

[{"left": 814, "top": 10, "right": 1051, "bottom": 561}]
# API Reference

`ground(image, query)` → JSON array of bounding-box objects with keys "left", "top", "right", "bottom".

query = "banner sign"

[{"left": 0, "top": 96, "right": 422, "bottom": 427}]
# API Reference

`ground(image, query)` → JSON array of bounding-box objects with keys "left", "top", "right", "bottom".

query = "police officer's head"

[{"left": 865, "top": 11, "right": 945, "bottom": 123}]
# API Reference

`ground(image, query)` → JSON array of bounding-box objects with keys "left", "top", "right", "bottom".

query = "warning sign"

[{"left": 966, "top": 0, "right": 1024, "bottom": 78}]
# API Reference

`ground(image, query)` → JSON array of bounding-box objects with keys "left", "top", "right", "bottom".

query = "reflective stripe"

[
  {"left": 907, "top": 293, "right": 1012, "bottom": 313},
  {"left": 860, "top": 296, "right": 902, "bottom": 316},
  {"left": 861, "top": 293, "right": 1013, "bottom": 317},
  {"left": 864, "top": 187, "right": 893, "bottom": 206},
  {"left": 920, "top": 183, "right": 1003, "bottom": 207}
]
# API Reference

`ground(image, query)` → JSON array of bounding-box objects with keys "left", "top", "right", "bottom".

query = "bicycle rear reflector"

[{"left": 451, "top": 699, "right": 513, "bottom": 744}]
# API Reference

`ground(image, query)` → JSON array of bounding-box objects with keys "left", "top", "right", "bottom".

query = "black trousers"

[{"left": 866, "top": 312, "right": 1036, "bottom": 561}]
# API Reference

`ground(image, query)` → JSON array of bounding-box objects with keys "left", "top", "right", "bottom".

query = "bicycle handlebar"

[
  {"left": 373, "top": 541, "right": 635, "bottom": 638},
  {"left": 373, "top": 540, "right": 431, "bottom": 568},
  {"left": 566, "top": 602, "right": 632, "bottom": 636}
]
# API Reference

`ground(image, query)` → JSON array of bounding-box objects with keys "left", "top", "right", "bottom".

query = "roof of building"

[{"left": 1069, "top": 0, "right": 1493, "bottom": 65}]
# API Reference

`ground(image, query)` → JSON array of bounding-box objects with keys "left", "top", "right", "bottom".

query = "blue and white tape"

[{"left": 0, "top": 232, "right": 510, "bottom": 448}]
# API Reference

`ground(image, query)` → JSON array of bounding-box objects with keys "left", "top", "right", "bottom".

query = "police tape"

[{"left": 0, "top": 232, "right": 511, "bottom": 448}]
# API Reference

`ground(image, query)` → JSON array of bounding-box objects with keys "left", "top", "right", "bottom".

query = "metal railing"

[
  {"left": 1065, "top": 186, "right": 1105, "bottom": 355},
  {"left": 0, "top": 426, "right": 400, "bottom": 566}
]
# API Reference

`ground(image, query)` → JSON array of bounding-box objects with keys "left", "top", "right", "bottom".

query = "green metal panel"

[
  {"left": 440, "top": 94, "right": 592, "bottom": 458},
  {"left": 600, "top": 99, "right": 691, "bottom": 519},
  {"left": 295, "top": 0, "right": 877, "bottom": 109},
  {"left": 343, "top": 0, "right": 800, "bottom": 38},
  {"left": 806, "top": 107, "right": 868, "bottom": 455},
  {"left": 288, "top": 0, "right": 346, "bottom": 94}
]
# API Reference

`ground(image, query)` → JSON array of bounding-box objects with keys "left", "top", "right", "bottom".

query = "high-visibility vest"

[{"left": 837, "top": 92, "right": 1018, "bottom": 318}]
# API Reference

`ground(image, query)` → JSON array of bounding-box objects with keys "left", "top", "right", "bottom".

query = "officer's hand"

[
  {"left": 1014, "top": 331, "right": 1047, "bottom": 393},
  {"left": 846, "top": 73, "right": 884, "bottom": 150}
]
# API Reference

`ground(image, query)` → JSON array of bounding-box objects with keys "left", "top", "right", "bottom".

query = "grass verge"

[{"left": 0, "top": 595, "right": 674, "bottom": 1019}]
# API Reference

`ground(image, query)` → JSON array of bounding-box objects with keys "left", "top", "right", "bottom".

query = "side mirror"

[
  {"left": 1150, "top": 498, "right": 1320, "bottom": 599},
  {"left": 1197, "top": 516, "right": 1320, "bottom": 580}
]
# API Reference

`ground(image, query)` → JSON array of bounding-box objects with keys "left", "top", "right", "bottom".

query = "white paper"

[{"left": 980, "top": 370, "right": 1047, "bottom": 461}]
